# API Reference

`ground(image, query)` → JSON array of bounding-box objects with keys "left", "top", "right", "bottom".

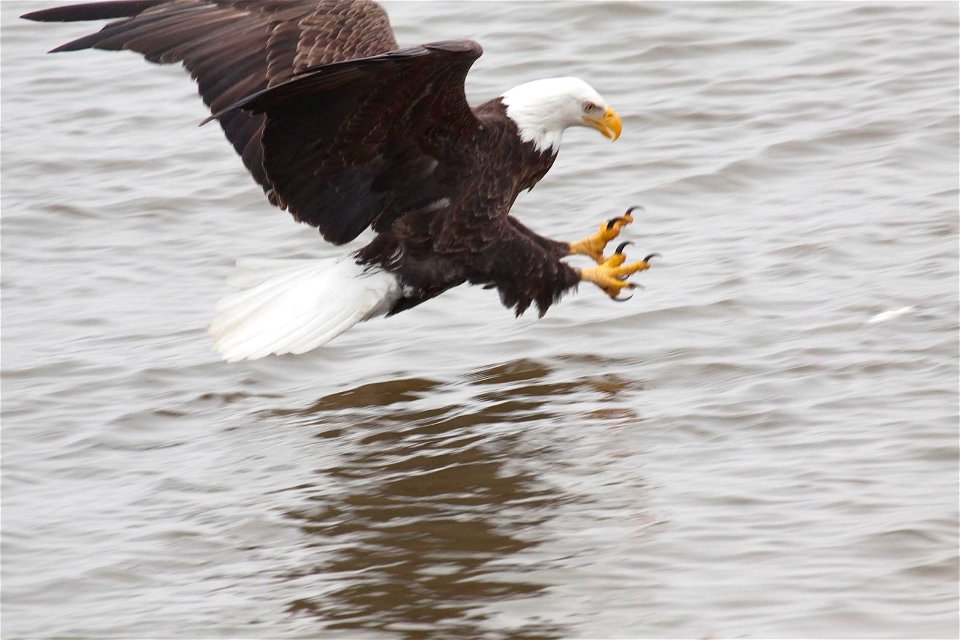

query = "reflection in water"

[{"left": 270, "top": 360, "right": 604, "bottom": 638}]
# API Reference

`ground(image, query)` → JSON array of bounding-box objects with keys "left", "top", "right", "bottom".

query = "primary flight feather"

[{"left": 23, "top": 0, "right": 657, "bottom": 361}]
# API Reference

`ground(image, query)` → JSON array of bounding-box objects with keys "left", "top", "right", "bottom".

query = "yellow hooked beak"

[{"left": 583, "top": 106, "right": 622, "bottom": 141}]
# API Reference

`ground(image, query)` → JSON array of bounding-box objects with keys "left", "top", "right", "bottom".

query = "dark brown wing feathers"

[
  {"left": 21, "top": 0, "right": 165, "bottom": 23},
  {"left": 24, "top": 1, "right": 484, "bottom": 245},
  {"left": 24, "top": 0, "right": 400, "bottom": 201},
  {"left": 214, "top": 41, "right": 483, "bottom": 243}
]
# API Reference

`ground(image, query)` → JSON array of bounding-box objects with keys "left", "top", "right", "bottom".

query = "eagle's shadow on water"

[{"left": 258, "top": 355, "right": 646, "bottom": 639}]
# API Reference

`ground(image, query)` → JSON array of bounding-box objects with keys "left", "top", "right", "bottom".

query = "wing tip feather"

[
  {"left": 22, "top": 1, "right": 163, "bottom": 23},
  {"left": 423, "top": 39, "right": 483, "bottom": 58}
]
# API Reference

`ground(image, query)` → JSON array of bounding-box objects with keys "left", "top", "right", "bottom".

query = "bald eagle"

[{"left": 23, "top": 0, "right": 657, "bottom": 361}]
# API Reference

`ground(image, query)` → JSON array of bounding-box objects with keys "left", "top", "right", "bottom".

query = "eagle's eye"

[{"left": 583, "top": 101, "right": 600, "bottom": 113}]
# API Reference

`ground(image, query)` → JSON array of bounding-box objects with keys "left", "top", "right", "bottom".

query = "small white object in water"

[{"left": 866, "top": 306, "right": 916, "bottom": 324}]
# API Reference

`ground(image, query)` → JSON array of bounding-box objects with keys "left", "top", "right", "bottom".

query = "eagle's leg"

[
  {"left": 580, "top": 245, "right": 658, "bottom": 300},
  {"left": 567, "top": 205, "right": 642, "bottom": 264}
]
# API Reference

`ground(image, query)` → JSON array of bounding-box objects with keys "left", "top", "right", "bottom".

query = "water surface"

[{"left": 2, "top": 1, "right": 958, "bottom": 638}]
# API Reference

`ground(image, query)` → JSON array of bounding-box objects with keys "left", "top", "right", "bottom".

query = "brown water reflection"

[{"left": 270, "top": 362, "right": 595, "bottom": 638}]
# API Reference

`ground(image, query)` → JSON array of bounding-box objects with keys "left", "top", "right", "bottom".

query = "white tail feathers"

[{"left": 208, "top": 257, "right": 401, "bottom": 362}]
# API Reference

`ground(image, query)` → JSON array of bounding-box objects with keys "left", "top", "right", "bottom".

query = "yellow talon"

[
  {"left": 568, "top": 206, "right": 640, "bottom": 263},
  {"left": 580, "top": 250, "right": 657, "bottom": 300}
]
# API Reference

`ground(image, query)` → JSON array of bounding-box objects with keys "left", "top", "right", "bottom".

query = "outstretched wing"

[
  {"left": 215, "top": 40, "right": 485, "bottom": 244},
  {"left": 22, "top": 0, "right": 399, "bottom": 196}
]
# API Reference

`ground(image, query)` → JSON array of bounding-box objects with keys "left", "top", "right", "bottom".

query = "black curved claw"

[
  {"left": 643, "top": 252, "right": 661, "bottom": 263},
  {"left": 612, "top": 282, "right": 643, "bottom": 302},
  {"left": 612, "top": 282, "right": 642, "bottom": 302},
  {"left": 615, "top": 241, "right": 634, "bottom": 255},
  {"left": 607, "top": 206, "right": 644, "bottom": 229}
]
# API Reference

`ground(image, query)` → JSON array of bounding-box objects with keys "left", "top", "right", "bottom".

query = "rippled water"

[{"left": 2, "top": 1, "right": 958, "bottom": 638}]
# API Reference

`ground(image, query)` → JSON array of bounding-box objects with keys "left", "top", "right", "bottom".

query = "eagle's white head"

[{"left": 501, "top": 77, "right": 622, "bottom": 153}]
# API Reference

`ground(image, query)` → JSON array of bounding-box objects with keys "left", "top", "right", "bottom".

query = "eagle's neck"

[
  {"left": 476, "top": 99, "right": 558, "bottom": 192},
  {"left": 500, "top": 83, "right": 568, "bottom": 153}
]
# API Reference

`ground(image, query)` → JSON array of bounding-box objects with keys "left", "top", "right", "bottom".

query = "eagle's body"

[
  {"left": 354, "top": 97, "right": 571, "bottom": 317},
  {"left": 24, "top": 0, "right": 654, "bottom": 361}
]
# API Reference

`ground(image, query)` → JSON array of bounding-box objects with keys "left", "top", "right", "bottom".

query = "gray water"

[{"left": 2, "top": 1, "right": 958, "bottom": 638}]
